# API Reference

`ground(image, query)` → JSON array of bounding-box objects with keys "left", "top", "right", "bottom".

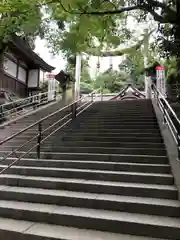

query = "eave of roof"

[{"left": 9, "top": 35, "right": 55, "bottom": 72}]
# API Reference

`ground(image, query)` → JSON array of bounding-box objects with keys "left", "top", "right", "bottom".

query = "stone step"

[
  {"left": 38, "top": 146, "right": 166, "bottom": 156},
  {"left": 79, "top": 118, "right": 157, "bottom": 122},
  {"left": 63, "top": 136, "right": 164, "bottom": 143},
  {"left": 4, "top": 127, "right": 161, "bottom": 137},
  {"left": 0, "top": 145, "right": 166, "bottom": 156},
  {"left": 77, "top": 125, "right": 160, "bottom": 130},
  {"left": 3, "top": 133, "right": 162, "bottom": 143},
  {"left": 0, "top": 174, "right": 176, "bottom": 199},
  {"left": 2, "top": 140, "right": 165, "bottom": 150},
  {"left": 64, "top": 132, "right": 162, "bottom": 138},
  {"left": 82, "top": 115, "right": 155, "bottom": 118},
  {"left": 79, "top": 122, "right": 158, "bottom": 126},
  {"left": 0, "top": 186, "right": 179, "bottom": 217},
  {"left": 48, "top": 141, "right": 165, "bottom": 149},
  {"left": 0, "top": 200, "right": 178, "bottom": 238},
  {"left": 0, "top": 151, "right": 169, "bottom": 164},
  {"left": 1, "top": 158, "right": 171, "bottom": 173},
  {"left": 70, "top": 128, "right": 160, "bottom": 133},
  {"left": 80, "top": 111, "right": 155, "bottom": 114},
  {"left": 0, "top": 165, "right": 173, "bottom": 185},
  {"left": 80, "top": 115, "right": 156, "bottom": 120},
  {"left": 0, "top": 217, "right": 164, "bottom": 240},
  {"left": 78, "top": 118, "right": 157, "bottom": 123}
]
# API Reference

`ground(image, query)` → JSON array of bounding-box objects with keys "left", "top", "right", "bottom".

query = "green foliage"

[
  {"left": 40, "top": 81, "right": 48, "bottom": 92},
  {"left": 79, "top": 56, "right": 94, "bottom": 93},
  {"left": 45, "top": 0, "right": 136, "bottom": 55},
  {"left": 163, "top": 57, "right": 177, "bottom": 78},
  {"left": 118, "top": 46, "right": 160, "bottom": 88},
  {"left": 0, "top": 0, "right": 46, "bottom": 50},
  {"left": 94, "top": 70, "right": 128, "bottom": 93}
]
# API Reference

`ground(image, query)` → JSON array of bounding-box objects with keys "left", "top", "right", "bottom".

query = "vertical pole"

[
  {"left": 101, "top": 88, "right": 103, "bottom": 101},
  {"left": 71, "top": 103, "right": 77, "bottom": 119},
  {"left": 178, "top": 137, "right": 180, "bottom": 161},
  {"left": 157, "top": 90, "right": 159, "bottom": 107},
  {"left": 38, "top": 91, "right": 40, "bottom": 107},
  {"left": 96, "top": 56, "right": 100, "bottom": 78},
  {"left": 177, "top": 124, "right": 180, "bottom": 160},
  {"left": 91, "top": 93, "right": 94, "bottom": 102},
  {"left": 54, "top": 90, "right": 57, "bottom": 101},
  {"left": 0, "top": 105, "right": 4, "bottom": 122},
  {"left": 37, "top": 122, "right": 42, "bottom": 159},
  {"left": 75, "top": 54, "right": 82, "bottom": 99},
  {"left": 162, "top": 100, "right": 166, "bottom": 124},
  {"left": 143, "top": 29, "right": 150, "bottom": 99}
]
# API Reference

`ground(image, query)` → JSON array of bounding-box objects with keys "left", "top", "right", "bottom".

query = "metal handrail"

[
  {"left": 0, "top": 89, "right": 102, "bottom": 174},
  {"left": 0, "top": 90, "right": 56, "bottom": 108},
  {"left": 153, "top": 84, "right": 180, "bottom": 159},
  {"left": 0, "top": 90, "right": 57, "bottom": 123}
]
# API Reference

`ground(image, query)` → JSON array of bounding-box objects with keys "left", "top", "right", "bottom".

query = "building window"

[
  {"left": 18, "top": 66, "right": 27, "bottom": 83},
  {"left": 3, "top": 57, "right": 17, "bottom": 78}
]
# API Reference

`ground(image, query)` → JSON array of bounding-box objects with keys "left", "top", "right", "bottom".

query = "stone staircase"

[{"left": 0, "top": 99, "right": 179, "bottom": 239}]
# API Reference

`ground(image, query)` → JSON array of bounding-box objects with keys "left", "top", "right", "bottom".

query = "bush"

[{"left": 167, "top": 73, "right": 177, "bottom": 85}]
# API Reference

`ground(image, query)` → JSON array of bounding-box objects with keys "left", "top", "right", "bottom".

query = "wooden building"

[{"left": 0, "top": 35, "right": 55, "bottom": 97}]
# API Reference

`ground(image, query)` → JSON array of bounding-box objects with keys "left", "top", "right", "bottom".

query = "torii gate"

[{"left": 74, "top": 29, "right": 153, "bottom": 100}]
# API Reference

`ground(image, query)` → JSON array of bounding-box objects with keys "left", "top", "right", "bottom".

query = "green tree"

[
  {"left": 94, "top": 69, "right": 128, "bottom": 93},
  {"left": 0, "top": 0, "right": 48, "bottom": 67},
  {"left": 44, "top": 0, "right": 180, "bottom": 88},
  {"left": 119, "top": 46, "right": 159, "bottom": 88}
]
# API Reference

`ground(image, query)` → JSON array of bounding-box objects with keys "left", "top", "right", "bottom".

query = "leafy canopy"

[
  {"left": 44, "top": 0, "right": 178, "bottom": 56},
  {"left": 45, "top": 0, "right": 150, "bottom": 56},
  {"left": 0, "top": 0, "right": 48, "bottom": 49}
]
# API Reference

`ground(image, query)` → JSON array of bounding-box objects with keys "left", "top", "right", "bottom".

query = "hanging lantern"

[
  {"left": 97, "top": 63, "right": 100, "bottom": 69},
  {"left": 97, "top": 56, "right": 100, "bottom": 69},
  {"left": 109, "top": 56, "right": 113, "bottom": 70}
]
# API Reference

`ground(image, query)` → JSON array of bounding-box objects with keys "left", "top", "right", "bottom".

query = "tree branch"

[
  {"left": 139, "top": 3, "right": 166, "bottom": 23},
  {"left": 78, "top": 5, "right": 140, "bottom": 15},
  {"left": 88, "top": 40, "right": 144, "bottom": 57}
]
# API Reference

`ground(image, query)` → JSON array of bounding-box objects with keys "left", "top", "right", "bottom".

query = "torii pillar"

[
  {"left": 75, "top": 54, "right": 82, "bottom": 99},
  {"left": 143, "top": 30, "right": 151, "bottom": 99}
]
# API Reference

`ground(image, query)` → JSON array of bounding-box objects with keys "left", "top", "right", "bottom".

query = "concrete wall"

[{"left": 152, "top": 99, "right": 180, "bottom": 199}]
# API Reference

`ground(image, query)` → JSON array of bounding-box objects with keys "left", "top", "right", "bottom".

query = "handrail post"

[
  {"left": 157, "top": 90, "right": 159, "bottom": 107},
  {"left": 91, "top": 93, "right": 94, "bottom": 102},
  {"left": 177, "top": 134, "right": 180, "bottom": 161},
  {"left": 38, "top": 92, "right": 41, "bottom": 107},
  {"left": 0, "top": 105, "right": 4, "bottom": 122},
  {"left": 71, "top": 102, "right": 77, "bottom": 119},
  {"left": 54, "top": 90, "right": 57, "bottom": 101},
  {"left": 162, "top": 100, "right": 167, "bottom": 124},
  {"left": 37, "top": 122, "right": 42, "bottom": 159},
  {"left": 101, "top": 89, "right": 103, "bottom": 101}
]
